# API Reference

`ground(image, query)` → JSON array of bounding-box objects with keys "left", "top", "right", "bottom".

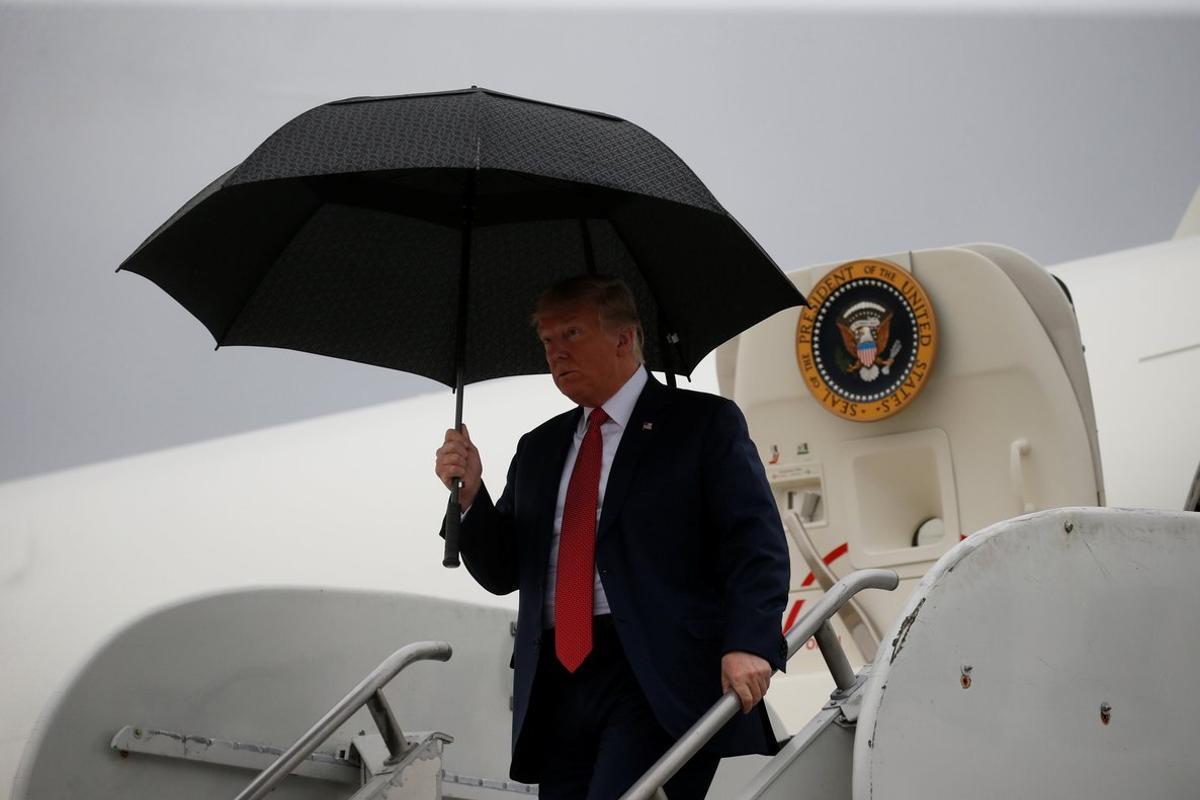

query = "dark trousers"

[{"left": 523, "top": 616, "right": 720, "bottom": 800}]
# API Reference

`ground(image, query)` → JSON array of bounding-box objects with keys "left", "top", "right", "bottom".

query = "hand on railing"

[{"left": 618, "top": 569, "right": 899, "bottom": 800}]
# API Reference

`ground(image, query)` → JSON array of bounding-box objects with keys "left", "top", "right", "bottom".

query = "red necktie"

[{"left": 555, "top": 407, "right": 609, "bottom": 672}]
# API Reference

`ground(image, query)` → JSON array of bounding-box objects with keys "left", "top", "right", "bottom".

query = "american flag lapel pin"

[{"left": 642, "top": 421, "right": 654, "bottom": 431}]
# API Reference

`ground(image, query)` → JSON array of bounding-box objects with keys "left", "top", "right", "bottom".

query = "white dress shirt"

[{"left": 543, "top": 366, "right": 648, "bottom": 627}]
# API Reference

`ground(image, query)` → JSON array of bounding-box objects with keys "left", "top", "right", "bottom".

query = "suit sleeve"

[
  {"left": 448, "top": 436, "right": 525, "bottom": 596},
  {"left": 702, "top": 399, "right": 790, "bottom": 670}
]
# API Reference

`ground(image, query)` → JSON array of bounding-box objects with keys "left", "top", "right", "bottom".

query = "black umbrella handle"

[{"left": 443, "top": 480, "right": 463, "bottom": 568}]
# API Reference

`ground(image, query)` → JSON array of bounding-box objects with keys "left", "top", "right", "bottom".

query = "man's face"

[{"left": 535, "top": 303, "right": 634, "bottom": 408}]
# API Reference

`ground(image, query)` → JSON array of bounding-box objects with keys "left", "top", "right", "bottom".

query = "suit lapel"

[
  {"left": 598, "top": 376, "right": 670, "bottom": 541},
  {"left": 534, "top": 408, "right": 581, "bottom": 570}
]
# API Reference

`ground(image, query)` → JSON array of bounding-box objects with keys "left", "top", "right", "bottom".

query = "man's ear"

[{"left": 615, "top": 325, "right": 634, "bottom": 355}]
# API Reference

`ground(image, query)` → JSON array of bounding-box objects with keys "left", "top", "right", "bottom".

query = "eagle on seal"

[{"left": 836, "top": 301, "right": 898, "bottom": 382}]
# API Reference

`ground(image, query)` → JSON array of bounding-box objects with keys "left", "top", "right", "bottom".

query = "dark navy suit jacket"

[{"left": 457, "top": 375, "right": 790, "bottom": 781}]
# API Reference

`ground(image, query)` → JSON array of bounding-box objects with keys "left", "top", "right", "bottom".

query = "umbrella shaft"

[
  {"left": 451, "top": 170, "right": 477, "bottom": 407},
  {"left": 444, "top": 169, "right": 477, "bottom": 569}
]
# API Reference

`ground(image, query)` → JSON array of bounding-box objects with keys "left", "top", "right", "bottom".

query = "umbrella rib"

[
  {"left": 605, "top": 215, "right": 681, "bottom": 384},
  {"left": 213, "top": 197, "right": 324, "bottom": 349},
  {"left": 579, "top": 218, "right": 596, "bottom": 275},
  {"left": 118, "top": 166, "right": 241, "bottom": 273}
]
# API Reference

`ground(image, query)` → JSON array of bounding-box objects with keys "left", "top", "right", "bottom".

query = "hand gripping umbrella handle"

[{"left": 444, "top": 480, "right": 463, "bottom": 568}]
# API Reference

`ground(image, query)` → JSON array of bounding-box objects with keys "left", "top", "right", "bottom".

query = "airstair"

[
  {"left": 624, "top": 507, "right": 1200, "bottom": 799},
  {"left": 194, "top": 564, "right": 899, "bottom": 800},
  {"left": 103, "top": 635, "right": 538, "bottom": 800},
  {"left": 11, "top": 590, "right": 534, "bottom": 800},
  {"left": 619, "top": 510, "right": 1200, "bottom": 796},
  {"left": 81, "top": 564, "right": 897, "bottom": 800},
  {"left": 43, "top": 505, "right": 1195, "bottom": 800}
]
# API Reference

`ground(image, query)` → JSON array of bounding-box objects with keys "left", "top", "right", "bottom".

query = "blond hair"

[{"left": 533, "top": 275, "right": 645, "bottom": 362}]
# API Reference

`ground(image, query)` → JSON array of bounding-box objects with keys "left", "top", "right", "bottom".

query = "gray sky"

[{"left": 2, "top": 1, "right": 1199, "bottom": 483}]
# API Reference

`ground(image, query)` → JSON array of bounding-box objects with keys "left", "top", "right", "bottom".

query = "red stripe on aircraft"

[
  {"left": 784, "top": 541, "right": 849, "bottom": 633},
  {"left": 782, "top": 598, "right": 806, "bottom": 632}
]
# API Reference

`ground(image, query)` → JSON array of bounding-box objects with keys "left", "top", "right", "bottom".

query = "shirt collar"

[{"left": 583, "top": 365, "right": 647, "bottom": 432}]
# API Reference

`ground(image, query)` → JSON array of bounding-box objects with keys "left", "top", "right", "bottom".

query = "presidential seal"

[{"left": 795, "top": 259, "right": 937, "bottom": 422}]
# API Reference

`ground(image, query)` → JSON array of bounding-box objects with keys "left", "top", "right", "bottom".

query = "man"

[{"left": 435, "top": 276, "right": 789, "bottom": 799}]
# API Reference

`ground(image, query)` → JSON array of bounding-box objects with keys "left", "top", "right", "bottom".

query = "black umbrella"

[{"left": 118, "top": 87, "right": 805, "bottom": 567}]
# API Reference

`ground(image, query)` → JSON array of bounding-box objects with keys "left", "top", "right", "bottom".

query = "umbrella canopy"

[
  {"left": 119, "top": 86, "right": 806, "bottom": 567},
  {"left": 119, "top": 87, "right": 803, "bottom": 386}
]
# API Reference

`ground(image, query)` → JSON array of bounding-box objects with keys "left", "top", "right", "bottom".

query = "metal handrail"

[
  {"left": 232, "top": 640, "right": 453, "bottom": 800},
  {"left": 619, "top": 569, "right": 899, "bottom": 800}
]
